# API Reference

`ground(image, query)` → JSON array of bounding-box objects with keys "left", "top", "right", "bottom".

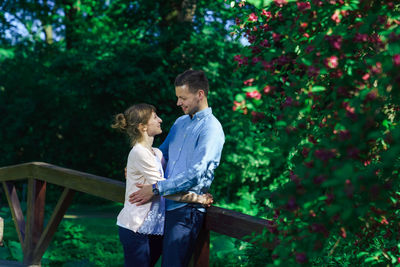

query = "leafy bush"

[{"left": 229, "top": 0, "right": 400, "bottom": 265}]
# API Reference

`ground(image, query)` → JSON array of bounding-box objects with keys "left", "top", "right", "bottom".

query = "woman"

[{"left": 112, "top": 103, "right": 212, "bottom": 267}]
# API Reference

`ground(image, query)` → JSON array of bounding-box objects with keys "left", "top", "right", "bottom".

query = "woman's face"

[{"left": 145, "top": 112, "right": 162, "bottom": 137}]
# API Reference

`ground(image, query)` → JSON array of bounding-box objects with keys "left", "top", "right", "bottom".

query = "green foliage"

[
  {"left": 230, "top": 0, "right": 400, "bottom": 265},
  {"left": 0, "top": 0, "right": 243, "bottom": 191}
]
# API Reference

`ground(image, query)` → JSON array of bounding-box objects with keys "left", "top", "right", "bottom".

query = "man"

[{"left": 129, "top": 69, "right": 225, "bottom": 266}]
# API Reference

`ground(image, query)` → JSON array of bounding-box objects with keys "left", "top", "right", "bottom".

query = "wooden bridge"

[{"left": 0, "top": 162, "right": 272, "bottom": 266}]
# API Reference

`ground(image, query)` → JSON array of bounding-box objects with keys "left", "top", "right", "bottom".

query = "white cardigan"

[{"left": 117, "top": 143, "right": 165, "bottom": 232}]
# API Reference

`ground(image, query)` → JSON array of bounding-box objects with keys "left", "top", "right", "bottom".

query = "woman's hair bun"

[{"left": 111, "top": 113, "right": 127, "bottom": 130}]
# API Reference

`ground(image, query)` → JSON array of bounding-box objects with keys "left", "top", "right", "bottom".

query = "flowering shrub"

[{"left": 230, "top": 0, "right": 400, "bottom": 265}]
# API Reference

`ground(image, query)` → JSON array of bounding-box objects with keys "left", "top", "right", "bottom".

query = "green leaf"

[
  {"left": 246, "top": 0, "right": 273, "bottom": 9},
  {"left": 311, "top": 86, "right": 326, "bottom": 92},
  {"left": 235, "top": 94, "right": 245, "bottom": 102},
  {"left": 301, "top": 58, "right": 312, "bottom": 66},
  {"left": 243, "top": 86, "right": 259, "bottom": 93},
  {"left": 275, "top": 121, "right": 287, "bottom": 127}
]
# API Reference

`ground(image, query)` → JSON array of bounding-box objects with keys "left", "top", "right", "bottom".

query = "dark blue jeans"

[
  {"left": 161, "top": 205, "right": 206, "bottom": 267},
  {"left": 118, "top": 226, "right": 163, "bottom": 267}
]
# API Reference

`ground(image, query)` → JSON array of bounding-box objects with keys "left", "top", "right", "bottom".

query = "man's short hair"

[{"left": 174, "top": 70, "right": 209, "bottom": 96}]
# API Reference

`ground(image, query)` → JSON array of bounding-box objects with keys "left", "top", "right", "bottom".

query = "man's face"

[{"left": 175, "top": 85, "right": 201, "bottom": 116}]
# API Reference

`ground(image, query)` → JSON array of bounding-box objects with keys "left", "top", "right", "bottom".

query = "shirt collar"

[{"left": 191, "top": 107, "right": 212, "bottom": 120}]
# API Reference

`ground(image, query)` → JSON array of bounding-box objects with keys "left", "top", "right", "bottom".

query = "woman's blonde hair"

[{"left": 112, "top": 103, "right": 156, "bottom": 146}]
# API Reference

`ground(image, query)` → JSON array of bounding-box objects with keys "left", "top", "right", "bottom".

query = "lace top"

[
  {"left": 116, "top": 144, "right": 166, "bottom": 234},
  {"left": 137, "top": 153, "right": 165, "bottom": 235}
]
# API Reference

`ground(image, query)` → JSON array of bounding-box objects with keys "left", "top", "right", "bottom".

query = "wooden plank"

[
  {"left": 32, "top": 180, "right": 46, "bottom": 246},
  {"left": 23, "top": 179, "right": 47, "bottom": 265},
  {"left": 2, "top": 181, "right": 25, "bottom": 246},
  {"left": 23, "top": 178, "right": 35, "bottom": 264},
  {"left": 31, "top": 162, "right": 125, "bottom": 203},
  {"left": 192, "top": 227, "right": 210, "bottom": 267},
  {"left": 205, "top": 206, "right": 274, "bottom": 248},
  {"left": 0, "top": 163, "right": 32, "bottom": 182},
  {"left": 0, "top": 260, "right": 25, "bottom": 266},
  {"left": 32, "top": 187, "right": 75, "bottom": 264},
  {"left": 0, "top": 216, "right": 3, "bottom": 246}
]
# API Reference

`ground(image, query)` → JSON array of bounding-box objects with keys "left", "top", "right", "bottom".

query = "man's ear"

[{"left": 198, "top": 89, "right": 205, "bottom": 100}]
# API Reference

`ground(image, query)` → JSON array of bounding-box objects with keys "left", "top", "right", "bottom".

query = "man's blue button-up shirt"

[{"left": 158, "top": 107, "right": 225, "bottom": 211}]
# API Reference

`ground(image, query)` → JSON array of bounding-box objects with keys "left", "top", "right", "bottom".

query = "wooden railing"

[{"left": 0, "top": 162, "right": 271, "bottom": 266}]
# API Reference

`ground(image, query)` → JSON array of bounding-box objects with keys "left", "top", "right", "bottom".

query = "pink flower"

[
  {"left": 274, "top": 0, "right": 288, "bottom": 7},
  {"left": 243, "top": 78, "right": 254, "bottom": 86},
  {"left": 248, "top": 13, "right": 258, "bottom": 22},
  {"left": 371, "top": 62, "right": 382, "bottom": 74},
  {"left": 325, "top": 35, "right": 343, "bottom": 50},
  {"left": 262, "top": 61, "right": 274, "bottom": 72},
  {"left": 252, "top": 57, "right": 262, "bottom": 64},
  {"left": 343, "top": 102, "right": 357, "bottom": 120},
  {"left": 246, "top": 90, "right": 261, "bottom": 100},
  {"left": 232, "top": 100, "right": 245, "bottom": 111},
  {"left": 272, "top": 32, "right": 281, "bottom": 42},
  {"left": 331, "top": 10, "right": 341, "bottom": 23},
  {"left": 325, "top": 56, "right": 339, "bottom": 69},
  {"left": 300, "top": 22, "right": 308, "bottom": 29},
  {"left": 354, "top": 33, "right": 368, "bottom": 42},
  {"left": 261, "top": 9, "right": 272, "bottom": 19},
  {"left": 234, "top": 55, "right": 248, "bottom": 67},
  {"left": 362, "top": 73, "right": 370, "bottom": 80},
  {"left": 260, "top": 23, "right": 272, "bottom": 31},
  {"left": 232, "top": 100, "right": 247, "bottom": 114},
  {"left": 260, "top": 39, "right": 270, "bottom": 48},
  {"left": 247, "top": 35, "right": 256, "bottom": 44},
  {"left": 263, "top": 85, "right": 274, "bottom": 94},
  {"left": 297, "top": 2, "right": 311, "bottom": 11},
  {"left": 393, "top": 54, "right": 400, "bottom": 66}
]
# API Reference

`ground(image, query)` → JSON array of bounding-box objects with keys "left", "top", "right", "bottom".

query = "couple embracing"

[{"left": 112, "top": 70, "right": 225, "bottom": 267}]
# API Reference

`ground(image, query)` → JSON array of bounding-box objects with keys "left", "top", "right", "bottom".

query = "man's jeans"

[{"left": 161, "top": 205, "right": 205, "bottom": 267}]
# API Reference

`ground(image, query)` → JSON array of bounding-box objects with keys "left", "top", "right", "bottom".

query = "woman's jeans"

[{"left": 118, "top": 226, "right": 163, "bottom": 267}]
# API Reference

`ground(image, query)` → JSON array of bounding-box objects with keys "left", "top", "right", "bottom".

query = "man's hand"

[{"left": 129, "top": 184, "right": 153, "bottom": 206}]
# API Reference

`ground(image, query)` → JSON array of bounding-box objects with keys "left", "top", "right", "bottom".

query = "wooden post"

[
  {"left": 23, "top": 179, "right": 46, "bottom": 266},
  {"left": 192, "top": 226, "right": 210, "bottom": 267},
  {"left": 32, "top": 187, "right": 75, "bottom": 264},
  {"left": 0, "top": 216, "right": 3, "bottom": 246},
  {"left": 2, "top": 181, "right": 25, "bottom": 247}
]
